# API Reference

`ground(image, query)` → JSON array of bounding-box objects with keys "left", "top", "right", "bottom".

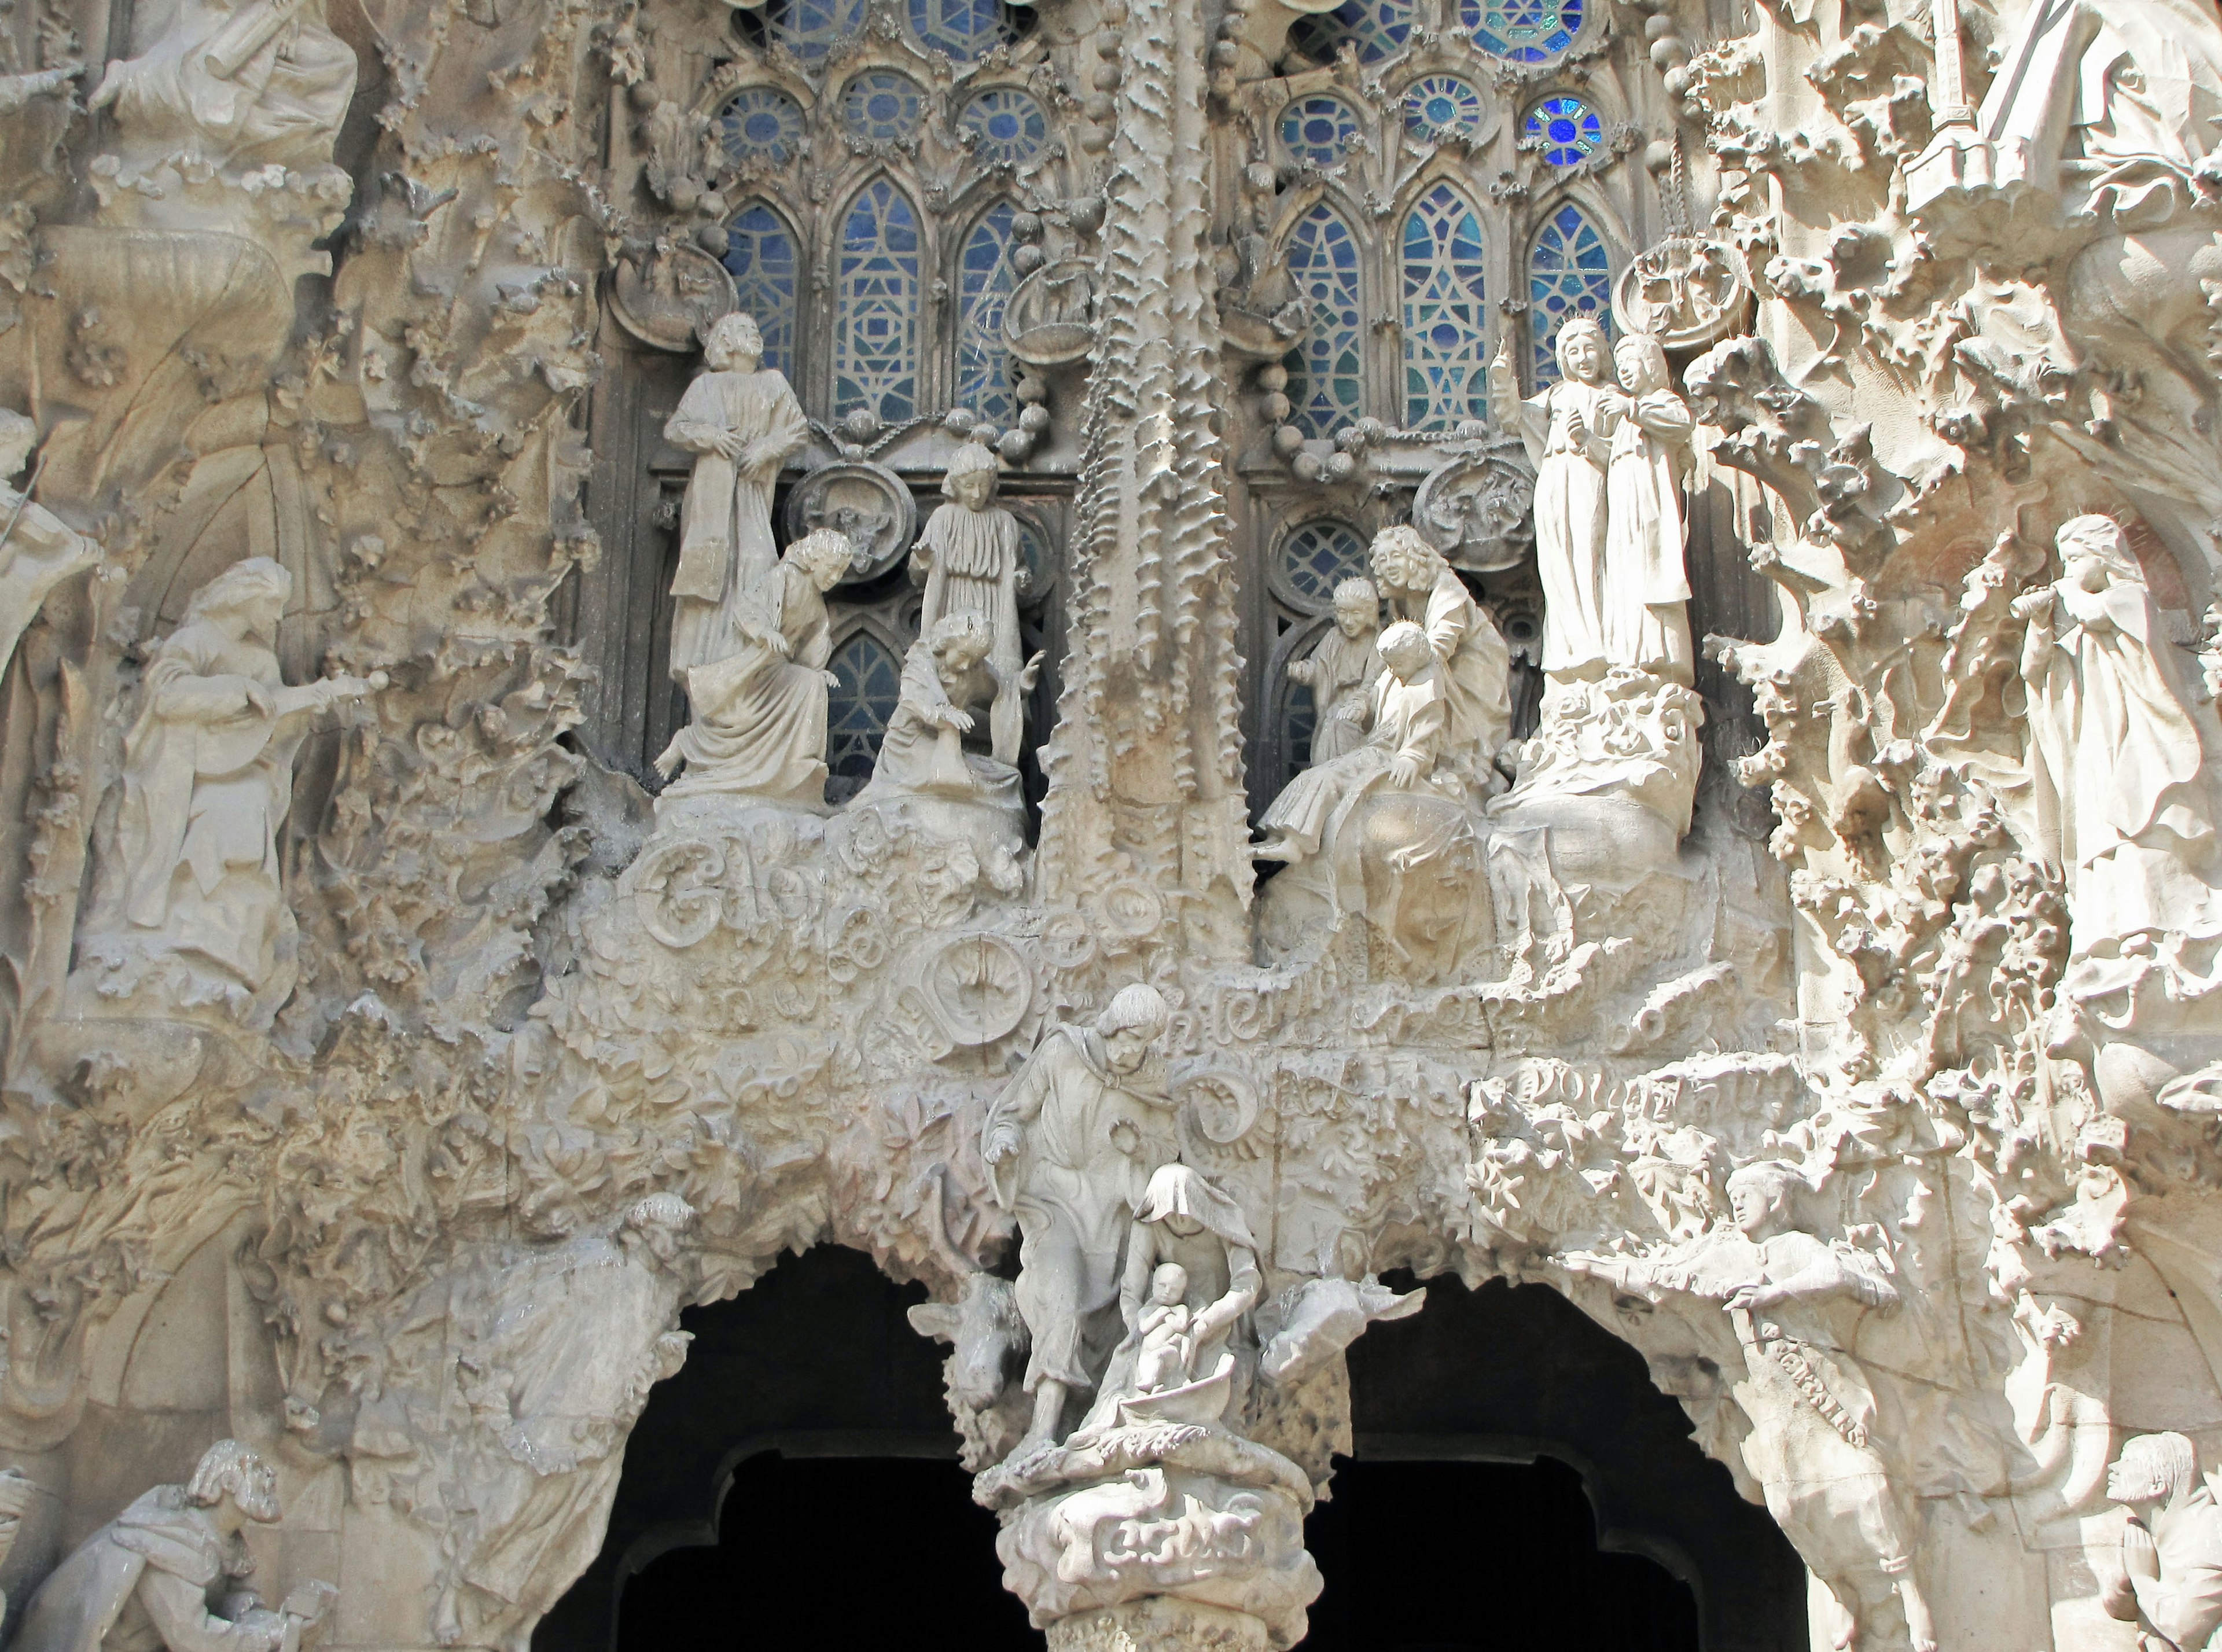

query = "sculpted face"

[
  {"left": 1334, "top": 598, "right": 1373, "bottom": 638},
  {"left": 1728, "top": 1182, "right": 1771, "bottom": 1237},
  {"left": 1559, "top": 329, "right": 1606, "bottom": 385},
  {"left": 2109, "top": 1452, "right": 2162, "bottom": 1506},
  {"left": 951, "top": 469, "right": 996, "bottom": 511},
  {"left": 236, "top": 1462, "right": 281, "bottom": 1524},
  {"left": 1615, "top": 337, "right": 1666, "bottom": 394},
  {"left": 706, "top": 317, "right": 763, "bottom": 373},
  {"left": 1103, "top": 1023, "right": 1155, "bottom": 1074}
]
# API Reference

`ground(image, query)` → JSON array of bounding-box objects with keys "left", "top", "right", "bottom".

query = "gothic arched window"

[
  {"left": 1528, "top": 201, "right": 1612, "bottom": 385},
  {"left": 1289, "top": 0, "right": 1416, "bottom": 63},
  {"left": 958, "top": 201, "right": 1019, "bottom": 425},
  {"left": 834, "top": 180, "right": 923, "bottom": 424},
  {"left": 826, "top": 629, "right": 904, "bottom": 791},
  {"left": 722, "top": 200, "right": 801, "bottom": 380},
  {"left": 1282, "top": 203, "right": 1364, "bottom": 438},
  {"left": 1401, "top": 183, "right": 1489, "bottom": 429}
]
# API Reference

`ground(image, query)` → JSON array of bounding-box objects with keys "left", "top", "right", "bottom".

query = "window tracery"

[
  {"left": 721, "top": 201, "right": 801, "bottom": 379},
  {"left": 1459, "top": 0, "right": 1584, "bottom": 62},
  {"left": 1280, "top": 95, "right": 1363, "bottom": 169},
  {"left": 960, "top": 88, "right": 1049, "bottom": 165},
  {"left": 763, "top": 0, "right": 870, "bottom": 58},
  {"left": 958, "top": 201, "right": 1020, "bottom": 425},
  {"left": 1528, "top": 201, "right": 1613, "bottom": 384},
  {"left": 840, "top": 71, "right": 926, "bottom": 144},
  {"left": 1282, "top": 203, "right": 1365, "bottom": 438},
  {"left": 1401, "top": 183, "right": 1489, "bottom": 430},
  {"left": 1289, "top": 0, "right": 1417, "bottom": 64},
  {"left": 834, "top": 179, "right": 924, "bottom": 424},
  {"left": 1525, "top": 95, "right": 1601, "bottom": 167},
  {"left": 826, "top": 626, "right": 906, "bottom": 794}
]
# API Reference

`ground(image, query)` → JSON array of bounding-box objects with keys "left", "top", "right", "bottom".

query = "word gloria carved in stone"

[{"left": 6, "top": 0, "right": 2222, "bottom": 1642}]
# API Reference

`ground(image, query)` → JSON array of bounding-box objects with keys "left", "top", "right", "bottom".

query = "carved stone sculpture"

[
  {"left": 0, "top": 411, "right": 101, "bottom": 682},
  {"left": 1602, "top": 334, "right": 1695, "bottom": 686},
  {"left": 664, "top": 312, "right": 811, "bottom": 679},
  {"left": 75, "top": 558, "right": 381, "bottom": 1025},
  {"left": 1283, "top": 577, "right": 1381, "bottom": 767},
  {"left": 2099, "top": 1432, "right": 2222, "bottom": 1652},
  {"left": 910, "top": 444, "right": 1033, "bottom": 764},
  {"left": 1491, "top": 324, "right": 1614, "bottom": 681},
  {"left": 981, "top": 984, "right": 1176, "bottom": 1455},
  {"left": 654, "top": 529, "right": 851, "bottom": 816},
  {"left": 1365, "top": 525, "right": 1511, "bottom": 800},
  {"left": 14, "top": 1441, "right": 333, "bottom": 1652}
]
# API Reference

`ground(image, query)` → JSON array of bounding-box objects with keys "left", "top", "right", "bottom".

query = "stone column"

[{"left": 1034, "top": 0, "right": 1253, "bottom": 955}]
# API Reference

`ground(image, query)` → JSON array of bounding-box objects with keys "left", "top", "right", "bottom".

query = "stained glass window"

[
  {"left": 1526, "top": 95, "right": 1601, "bottom": 167},
  {"left": 958, "top": 201, "right": 1018, "bottom": 426},
  {"left": 764, "top": 0, "right": 869, "bottom": 58},
  {"left": 1282, "top": 203, "right": 1364, "bottom": 438},
  {"left": 722, "top": 201, "right": 800, "bottom": 380},
  {"left": 716, "top": 87, "right": 804, "bottom": 167},
  {"left": 961, "top": 87, "right": 1049, "bottom": 165},
  {"left": 1282, "top": 671, "right": 1319, "bottom": 777},
  {"left": 835, "top": 180, "right": 921, "bottom": 423},
  {"left": 840, "top": 72, "right": 925, "bottom": 144},
  {"left": 827, "top": 630, "right": 903, "bottom": 783},
  {"left": 1404, "top": 75, "right": 1485, "bottom": 142},
  {"left": 1277, "top": 520, "right": 1369, "bottom": 612},
  {"left": 1288, "top": 0, "right": 1414, "bottom": 64},
  {"left": 1462, "top": 0, "right": 1583, "bottom": 62},
  {"left": 1529, "top": 201, "right": 1613, "bottom": 386},
  {"left": 908, "top": 0, "right": 1017, "bottom": 58},
  {"left": 1279, "top": 95, "right": 1361, "bottom": 168},
  {"left": 1401, "top": 183, "right": 1489, "bottom": 429}
]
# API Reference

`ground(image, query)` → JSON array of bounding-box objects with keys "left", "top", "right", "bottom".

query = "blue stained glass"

[
  {"left": 958, "top": 201, "right": 1018, "bottom": 426},
  {"left": 827, "top": 631, "right": 903, "bottom": 779},
  {"left": 1462, "top": 0, "right": 1583, "bottom": 61},
  {"left": 764, "top": 0, "right": 868, "bottom": 58},
  {"left": 1404, "top": 74, "right": 1485, "bottom": 141},
  {"left": 716, "top": 87, "right": 804, "bottom": 167},
  {"left": 1282, "top": 203, "right": 1364, "bottom": 438},
  {"left": 1401, "top": 183, "right": 1489, "bottom": 429},
  {"left": 1279, "top": 94, "right": 1360, "bottom": 168},
  {"left": 1525, "top": 94, "right": 1601, "bottom": 167},
  {"left": 722, "top": 201, "right": 801, "bottom": 380},
  {"left": 961, "top": 87, "right": 1049, "bottom": 165},
  {"left": 1288, "top": 0, "right": 1414, "bottom": 64},
  {"left": 841, "top": 71, "right": 925, "bottom": 143},
  {"left": 836, "top": 180, "right": 921, "bottom": 423},
  {"left": 1278, "top": 520, "right": 1368, "bottom": 610},
  {"left": 908, "top": 0, "right": 1016, "bottom": 58},
  {"left": 1528, "top": 202, "right": 1613, "bottom": 386}
]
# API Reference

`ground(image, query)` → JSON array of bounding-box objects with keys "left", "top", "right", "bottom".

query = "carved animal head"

[
  {"left": 1259, "top": 1276, "right": 1425, "bottom": 1386},
  {"left": 907, "top": 1271, "right": 1028, "bottom": 1411}
]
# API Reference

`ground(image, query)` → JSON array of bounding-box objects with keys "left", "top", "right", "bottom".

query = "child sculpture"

[
  {"left": 1286, "top": 576, "right": 1382, "bottom": 766},
  {"left": 1130, "top": 1263, "right": 1195, "bottom": 1395},
  {"left": 911, "top": 445, "right": 1035, "bottom": 764}
]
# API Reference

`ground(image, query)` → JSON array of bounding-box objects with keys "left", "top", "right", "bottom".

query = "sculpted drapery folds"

[{"left": 909, "top": 444, "right": 1036, "bottom": 764}]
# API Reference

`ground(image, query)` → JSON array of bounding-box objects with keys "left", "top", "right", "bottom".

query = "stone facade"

[{"left": 1, "top": 0, "right": 2221, "bottom": 1642}]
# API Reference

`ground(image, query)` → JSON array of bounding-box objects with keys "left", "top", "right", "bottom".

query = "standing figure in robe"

[
  {"left": 654, "top": 529, "right": 852, "bottom": 809},
  {"left": 1491, "top": 322, "right": 1614, "bottom": 680},
  {"left": 664, "top": 312, "right": 812, "bottom": 678},
  {"left": 2013, "top": 514, "right": 2222, "bottom": 959},
  {"left": 1286, "top": 576, "right": 1382, "bottom": 766},
  {"left": 1602, "top": 334, "right": 1696, "bottom": 684},
  {"left": 89, "top": 558, "right": 382, "bottom": 1024},
  {"left": 909, "top": 444, "right": 1033, "bottom": 762},
  {"left": 1367, "top": 526, "right": 1511, "bottom": 800}
]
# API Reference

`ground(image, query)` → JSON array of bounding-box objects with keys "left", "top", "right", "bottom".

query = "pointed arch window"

[
  {"left": 957, "top": 201, "right": 1019, "bottom": 426},
  {"left": 835, "top": 180, "right": 922, "bottom": 425},
  {"left": 827, "top": 629, "right": 904, "bottom": 787},
  {"left": 1528, "top": 201, "right": 1612, "bottom": 386},
  {"left": 1282, "top": 202, "right": 1364, "bottom": 438},
  {"left": 722, "top": 200, "right": 801, "bottom": 381},
  {"left": 1401, "top": 183, "right": 1489, "bottom": 429}
]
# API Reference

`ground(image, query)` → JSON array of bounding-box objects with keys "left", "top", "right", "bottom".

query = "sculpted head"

[
  {"left": 1614, "top": 333, "right": 1669, "bottom": 395},
  {"left": 788, "top": 528, "right": 858, "bottom": 592},
  {"left": 187, "top": 1440, "right": 281, "bottom": 1525},
  {"left": 1378, "top": 620, "right": 1432, "bottom": 682},
  {"left": 185, "top": 558, "right": 293, "bottom": 642},
  {"left": 0, "top": 410, "right": 36, "bottom": 481},
  {"left": 1094, "top": 982, "right": 1168, "bottom": 1075},
  {"left": 2110, "top": 1431, "right": 2198, "bottom": 1510},
  {"left": 1724, "top": 1160, "right": 1802, "bottom": 1239},
  {"left": 926, "top": 612, "right": 994, "bottom": 674},
  {"left": 623, "top": 1192, "right": 697, "bottom": 1266},
  {"left": 704, "top": 312, "right": 764, "bottom": 372},
  {"left": 1150, "top": 1263, "right": 1189, "bottom": 1307},
  {"left": 2057, "top": 514, "right": 2143, "bottom": 594},
  {"left": 1556, "top": 319, "right": 1610, "bottom": 386},
  {"left": 1331, "top": 576, "right": 1378, "bottom": 638},
  {"left": 1368, "top": 525, "right": 1443, "bottom": 593},
  {"left": 943, "top": 443, "right": 1000, "bottom": 510}
]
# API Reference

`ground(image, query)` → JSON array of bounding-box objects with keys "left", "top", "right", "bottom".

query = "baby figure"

[
  {"left": 1286, "top": 576, "right": 1384, "bottom": 766},
  {"left": 1131, "top": 1263, "right": 1195, "bottom": 1395}
]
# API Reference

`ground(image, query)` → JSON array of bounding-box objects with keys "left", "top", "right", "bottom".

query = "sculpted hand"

[
  {"left": 1016, "top": 650, "right": 1044, "bottom": 696},
  {"left": 2010, "top": 588, "right": 2055, "bottom": 622},
  {"left": 1388, "top": 755, "right": 1422, "bottom": 789},
  {"left": 1724, "top": 1281, "right": 1785, "bottom": 1312},
  {"left": 1564, "top": 405, "right": 1590, "bottom": 444},
  {"left": 984, "top": 1125, "right": 1021, "bottom": 1165},
  {"left": 819, "top": 668, "right": 841, "bottom": 687},
  {"left": 715, "top": 431, "right": 747, "bottom": 462},
  {"left": 244, "top": 682, "right": 274, "bottom": 718},
  {"left": 2123, "top": 1517, "right": 2160, "bottom": 1582},
  {"left": 1486, "top": 341, "right": 1517, "bottom": 406},
  {"left": 945, "top": 708, "right": 976, "bottom": 733}
]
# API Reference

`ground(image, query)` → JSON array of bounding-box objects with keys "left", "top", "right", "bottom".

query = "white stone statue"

[
  {"left": 84, "top": 558, "right": 382, "bottom": 1024},
  {"left": 909, "top": 444, "right": 1033, "bottom": 763},
  {"left": 1565, "top": 1161, "right": 1936, "bottom": 1652},
  {"left": 664, "top": 312, "right": 811, "bottom": 679},
  {"left": 1255, "top": 621, "right": 1452, "bottom": 864},
  {"left": 1130, "top": 1264, "right": 1197, "bottom": 1395},
  {"left": 88, "top": 0, "right": 356, "bottom": 173},
  {"left": 850, "top": 613, "right": 1039, "bottom": 851},
  {"left": 1366, "top": 525, "right": 1511, "bottom": 799},
  {"left": 1285, "top": 576, "right": 1382, "bottom": 766},
  {"left": 1491, "top": 322, "right": 1613, "bottom": 681},
  {"left": 14, "top": 1440, "right": 333, "bottom": 1652},
  {"left": 2099, "top": 1432, "right": 2222, "bottom": 1652},
  {"left": 1601, "top": 334, "right": 1695, "bottom": 686},
  {"left": 654, "top": 528, "right": 851, "bottom": 811},
  {"left": 2013, "top": 514, "right": 2222, "bottom": 961},
  {"left": 981, "top": 984, "right": 1178, "bottom": 1454},
  {"left": 0, "top": 410, "right": 101, "bottom": 682}
]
